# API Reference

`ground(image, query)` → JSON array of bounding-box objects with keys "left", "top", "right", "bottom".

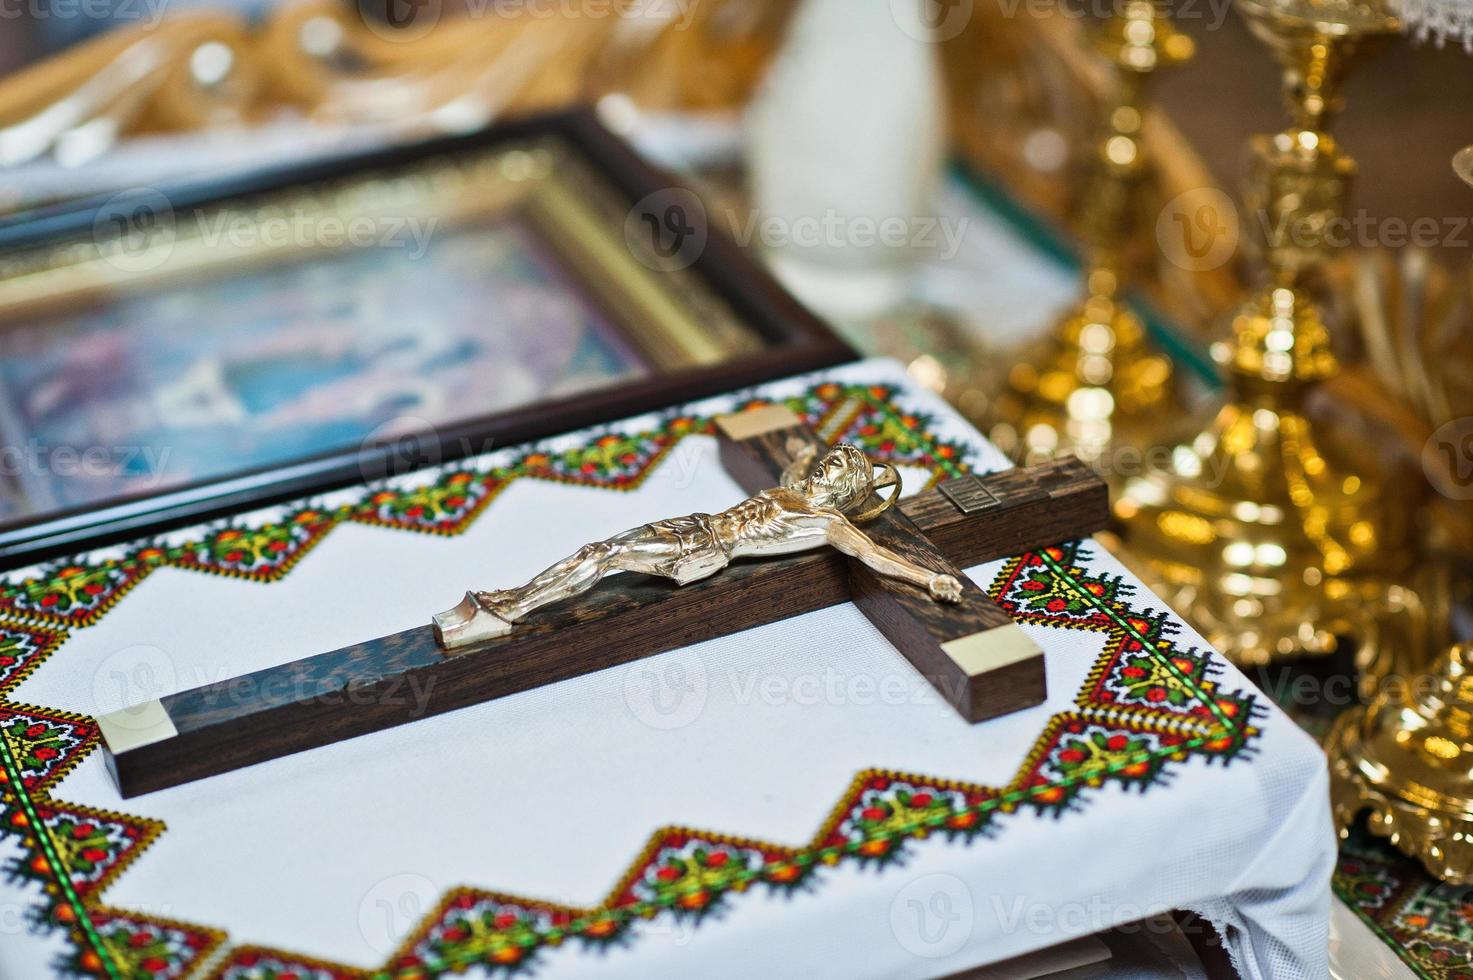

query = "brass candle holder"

[
  {"left": 983, "top": 0, "right": 1191, "bottom": 475},
  {"left": 1329, "top": 642, "right": 1473, "bottom": 881},
  {"left": 1112, "top": 0, "right": 1418, "bottom": 669},
  {"left": 1326, "top": 152, "right": 1473, "bottom": 882}
]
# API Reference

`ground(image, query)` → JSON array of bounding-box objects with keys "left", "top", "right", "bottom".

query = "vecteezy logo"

[
  {"left": 643, "top": 207, "right": 695, "bottom": 257},
  {"left": 358, "top": 873, "right": 440, "bottom": 956},
  {"left": 623, "top": 649, "right": 707, "bottom": 730},
  {"left": 357, "top": 414, "right": 444, "bottom": 483},
  {"left": 624, "top": 188, "right": 707, "bottom": 271},
  {"left": 383, "top": 0, "right": 430, "bottom": 27},
  {"left": 1424, "top": 417, "right": 1473, "bottom": 500},
  {"left": 91, "top": 645, "right": 178, "bottom": 728},
  {"left": 93, "top": 188, "right": 176, "bottom": 274},
  {"left": 1156, "top": 186, "right": 1238, "bottom": 272},
  {"left": 890, "top": 873, "right": 974, "bottom": 958},
  {"left": 892, "top": 0, "right": 973, "bottom": 42},
  {"left": 358, "top": 0, "right": 440, "bottom": 41}
]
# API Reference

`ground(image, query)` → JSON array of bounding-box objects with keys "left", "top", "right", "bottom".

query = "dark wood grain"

[
  {"left": 714, "top": 416, "right": 1108, "bottom": 572},
  {"left": 714, "top": 414, "right": 825, "bottom": 494},
  {"left": 846, "top": 508, "right": 1043, "bottom": 719},
  {"left": 715, "top": 414, "right": 1049, "bottom": 723},
  {"left": 101, "top": 439, "right": 1108, "bottom": 797},
  {"left": 902, "top": 458, "right": 1107, "bottom": 568},
  {"left": 108, "top": 546, "right": 854, "bottom": 797}
]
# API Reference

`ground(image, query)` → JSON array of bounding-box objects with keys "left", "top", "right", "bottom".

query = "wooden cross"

[{"left": 97, "top": 406, "right": 1108, "bottom": 798}]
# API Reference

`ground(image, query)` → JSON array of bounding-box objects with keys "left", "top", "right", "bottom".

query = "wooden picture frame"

[{"left": 0, "top": 110, "right": 854, "bottom": 566}]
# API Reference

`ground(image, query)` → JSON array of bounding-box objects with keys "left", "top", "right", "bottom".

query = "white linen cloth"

[{"left": 0, "top": 358, "right": 1333, "bottom": 979}]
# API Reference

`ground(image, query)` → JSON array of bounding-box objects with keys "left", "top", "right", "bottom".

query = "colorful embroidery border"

[
  {"left": 1335, "top": 826, "right": 1473, "bottom": 980},
  {"left": 0, "top": 382, "right": 1261, "bottom": 979}
]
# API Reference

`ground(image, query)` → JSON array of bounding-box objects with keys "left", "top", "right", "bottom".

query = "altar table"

[{"left": 0, "top": 359, "right": 1334, "bottom": 979}]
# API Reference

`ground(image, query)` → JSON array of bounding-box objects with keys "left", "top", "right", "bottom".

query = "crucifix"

[{"left": 97, "top": 405, "right": 1108, "bottom": 798}]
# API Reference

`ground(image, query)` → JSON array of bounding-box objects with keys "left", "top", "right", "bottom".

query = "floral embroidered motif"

[
  {"left": 390, "top": 892, "right": 583, "bottom": 977},
  {"left": 1109, "top": 649, "right": 1213, "bottom": 709},
  {"left": 171, "top": 510, "right": 336, "bottom": 581},
  {"left": 998, "top": 548, "right": 1154, "bottom": 633},
  {"left": 519, "top": 420, "right": 704, "bottom": 490},
  {"left": 210, "top": 947, "right": 365, "bottom": 980},
  {"left": 612, "top": 831, "right": 789, "bottom": 913},
  {"left": 0, "top": 623, "right": 64, "bottom": 696},
  {"left": 822, "top": 775, "right": 995, "bottom": 857},
  {"left": 60, "top": 910, "right": 223, "bottom": 980},
  {"left": 0, "top": 562, "right": 151, "bottom": 628},
  {"left": 6, "top": 802, "right": 163, "bottom": 901},
  {"left": 353, "top": 471, "right": 505, "bottom": 535},
  {"left": 0, "top": 705, "right": 97, "bottom": 791},
  {"left": 1045, "top": 720, "right": 1176, "bottom": 788}
]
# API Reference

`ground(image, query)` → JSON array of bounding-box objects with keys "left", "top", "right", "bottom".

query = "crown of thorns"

[{"left": 813, "top": 445, "right": 901, "bottom": 523}]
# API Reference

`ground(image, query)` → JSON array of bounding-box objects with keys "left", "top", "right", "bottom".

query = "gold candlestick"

[
  {"left": 1326, "top": 151, "right": 1473, "bottom": 882},
  {"left": 1112, "top": 0, "right": 1419, "bottom": 669},
  {"left": 984, "top": 1, "right": 1191, "bottom": 474}
]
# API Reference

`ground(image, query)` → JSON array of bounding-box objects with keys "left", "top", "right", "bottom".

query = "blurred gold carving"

[
  {"left": 982, "top": 0, "right": 1192, "bottom": 476},
  {"left": 1330, "top": 642, "right": 1473, "bottom": 882},
  {"left": 1326, "top": 153, "right": 1473, "bottom": 883},
  {"left": 1326, "top": 246, "right": 1473, "bottom": 557},
  {"left": 941, "top": 7, "right": 1244, "bottom": 333},
  {"left": 0, "top": 0, "right": 797, "bottom": 167},
  {"left": 1112, "top": 0, "right": 1421, "bottom": 669}
]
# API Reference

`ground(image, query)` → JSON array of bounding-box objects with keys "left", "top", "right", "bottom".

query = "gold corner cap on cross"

[
  {"left": 97, "top": 700, "right": 178, "bottom": 755},
  {"left": 714, "top": 404, "right": 803, "bottom": 441},
  {"left": 942, "top": 624, "right": 1043, "bottom": 677}
]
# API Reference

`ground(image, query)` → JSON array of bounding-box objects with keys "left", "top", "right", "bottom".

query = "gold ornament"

[
  {"left": 432, "top": 443, "right": 949, "bottom": 650},
  {"left": 1325, "top": 148, "right": 1473, "bottom": 883},
  {"left": 1330, "top": 643, "right": 1473, "bottom": 882},
  {"left": 983, "top": 0, "right": 1191, "bottom": 476},
  {"left": 0, "top": 0, "right": 797, "bottom": 170},
  {"left": 1112, "top": 0, "right": 1422, "bottom": 670}
]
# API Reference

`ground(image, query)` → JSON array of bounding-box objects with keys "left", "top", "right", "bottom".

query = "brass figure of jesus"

[{"left": 433, "top": 444, "right": 963, "bottom": 650}]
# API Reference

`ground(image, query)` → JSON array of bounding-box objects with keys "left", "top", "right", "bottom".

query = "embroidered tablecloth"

[{"left": 0, "top": 358, "right": 1334, "bottom": 980}]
